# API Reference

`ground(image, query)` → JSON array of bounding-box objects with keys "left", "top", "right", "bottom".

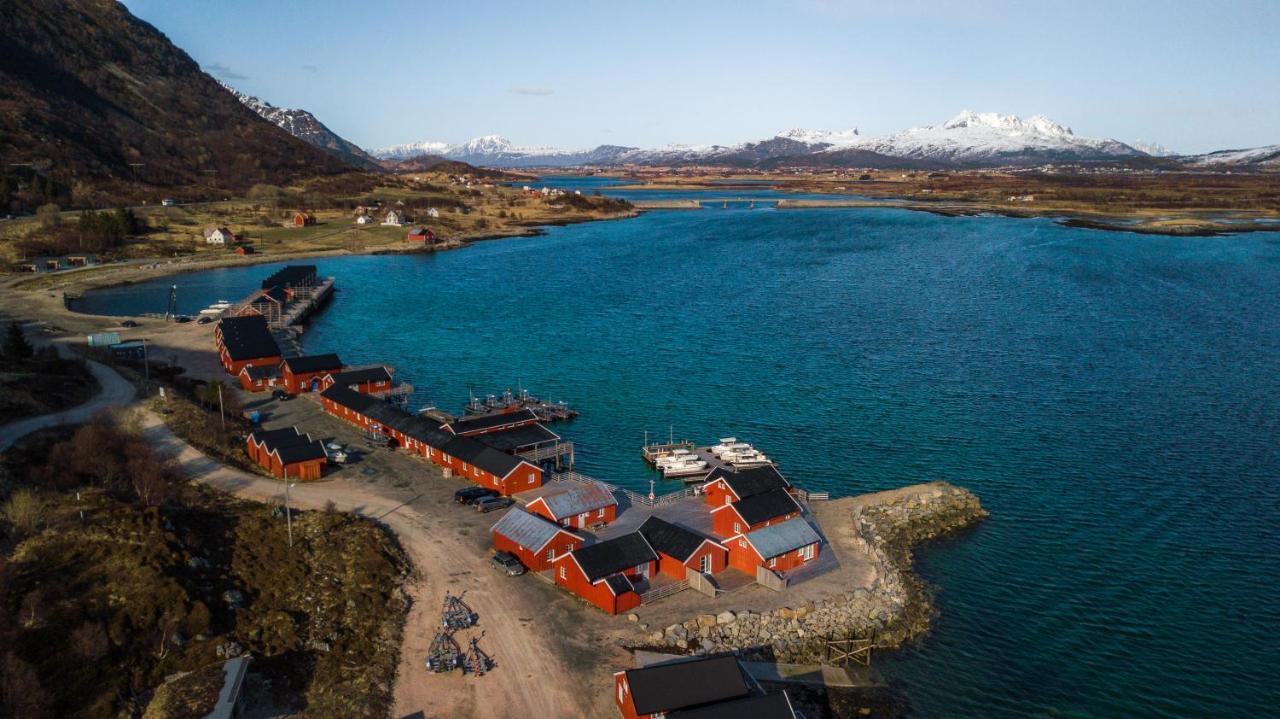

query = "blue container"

[{"left": 249, "top": 411, "right": 261, "bottom": 425}]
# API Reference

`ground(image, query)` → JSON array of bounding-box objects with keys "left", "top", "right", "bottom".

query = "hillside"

[
  {"left": 220, "top": 82, "right": 383, "bottom": 172},
  {"left": 0, "top": 0, "right": 354, "bottom": 189}
]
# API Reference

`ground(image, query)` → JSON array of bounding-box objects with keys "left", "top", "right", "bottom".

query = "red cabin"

[
  {"left": 525, "top": 481, "right": 618, "bottom": 529},
  {"left": 726, "top": 517, "right": 822, "bottom": 575},
  {"left": 702, "top": 465, "right": 793, "bottom": 508},
  {"left": 553, "top": 533, "right": 657, "bottom": 615},
  {"left": 490, "top": 509, "right": 584, "bottom": 572},
  {"left": 319, "top": 366, "right": 393, "bottom": 394},
  {"left": 246, "top": 426, "right": 327, "bottom": 480},
  {"left": 293, "top": 212, "right": 316, "bottom": 227},
  {"left": 709, "top": 488, "right": 801, "bottom": 538},
  {"left": 613, "top": 655, "right": 755, "bottom": 719},
  {"left": 406, "top": 226, "right": 436, "bottom": 243},
  {"left": 238, "top": 363, "right": 280, "bottom": 392},
  {"left": 215, "top": 314, "right": 281, "bottom": 375},
  {"left": 637, "top": 516, "right": 727, "bottom": 579},
  {"left": 280, "top": 353, "right": 344, "bottom": 394}
]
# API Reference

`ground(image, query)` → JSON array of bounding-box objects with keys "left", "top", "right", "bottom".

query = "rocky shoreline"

[{"left": 640, "top": 482, "right": 988, "bottom": 662}]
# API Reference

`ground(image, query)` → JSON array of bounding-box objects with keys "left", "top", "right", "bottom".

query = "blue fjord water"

[{"left": 77, "top": 191, "right": 1280, "bottom": 717}]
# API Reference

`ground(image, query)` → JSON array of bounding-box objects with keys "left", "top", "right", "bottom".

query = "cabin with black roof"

[
  {"left": 214, "top": 314, "right": 281, "bottom": 375},
  {"left": 702, "top": 464, "right": 793, "bottom": 508},
  {"left": 319, "top": 366, "right": 393, "bottom": 394},
  {"left": 443, "top": 407, "right": 540, "bottom": 436},
  {"left": 280, "top": 352, "right": 344, "bottom": 393},
  {"left": 238, "top": 362, "right": 281, "bottom": 392},
  {"left": 613, "top": 655, "right": 756, "bottom": 719},
  {"left": 638, "top": 516, "right": 728, "bottom": 579},
  {"left": 668, "top": 691, "right": 798, "bottom": 719},
  {"left": 709, "top": 487, "right": 801, "bottom": 538},
  {"left": 553, "top": 532, "right": 657, "bottom": 614},
  {"left": 246, "top": 426, "right": 327, "bottom": 480}
]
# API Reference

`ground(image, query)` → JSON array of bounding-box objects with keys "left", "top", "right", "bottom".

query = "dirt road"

[
  {"left": 139, "top": 409, "right": 590, "bottom": 718},
  {"left": 0, "top": 344, "right": 137, "bottom": 451}
]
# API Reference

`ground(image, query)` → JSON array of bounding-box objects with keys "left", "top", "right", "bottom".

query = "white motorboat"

[
  {"left": 661, "top": 456, "right": 709, "bottom": 477},
  {"left": 710, "top": 437, "right": 739, "bottom": 455},
  {"left": 726, "top": 448, "right": 772, "bottom": 467}
]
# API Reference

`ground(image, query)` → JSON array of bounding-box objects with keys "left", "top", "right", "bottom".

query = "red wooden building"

[
  {"left": 709, "top": 488, "right": 801, "bottom": 538},
  {"left": 280, "top": 353, "right": 344, "bottom": 394},
  {"left": 525, "top": 481, "right": 618, "bottom": 529},
  {"left": 292, "top": 212, "right": 316, "bottom": 227},
  {"left": 726, "top": 517, "right": 822, "bottom": 575},
  {"left": 438, "top": 434, "right": 542, "bottom": 496},
  {"left": 406, "top": 227, "right": 436, "bottom": 243},
  {"left": 318, "top": 366, "right": 393, "bottom": 394},
  {"left": 246, "top": 426, "right": 327, "bottom": 480},
  {"left": 637, "top": 516, "right": 727, "bottom": 579},
  {"left": 702, "top": 464, "right": 793, "bottom": 508},
  {"left": 443, "top": 408, "right": 540, "bottom": 437},
  {"left": 215, "top": 314, "right": 281, "bottom": 375},
  {"left": 613, "top": 655, "right": 755, "bottom": 719},
  {"left": 238, "top": 363, "right": 280, "bottom": 392},
  {"left": 490, "top": 509, "right": 584, "bottom": 572},
  {"left": 553, "top": 533, "right": 657, "bottom": 615}
]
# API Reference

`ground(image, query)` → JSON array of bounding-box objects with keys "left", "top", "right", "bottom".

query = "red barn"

[
  {"left": 439, "top": 435, "right": 542, "bottom": 495},
  {"left": 293, "top": 212, "right": 316, "bottom": 227},
  {"left": 235, "top": 245, "right": 255, "bottom": 255},
  {"left": 525, "top": 481, "right": 618, "bottom": 529},
  {"left": 490, "top": 509, "right": 584, "bottom": 572},
  {"left": 215, "top": 314, "right": 281, "bottom": 375},
  {"left": 709, "top": 488, "right": 801, "bottom": 538},
  {"left": 553, "top": 533, "right": 657, "bottom": 615},
  {"left": 406, "top": 227, "right": 436, "bottom": 243},
  {"left": 726, "top": 517, "right": 822, "bottom": 575},
  {"left": 637, "top": 516, "right": 727, "bottom": 579},
  {"left": 613, "top": 655, "right": 755, "bottom": 719},
  {"left": 319, "top": 366, "right": 393, "bottom": 394},
  {"left": 702, "top": 464, "right": 793, "bottom": 508},
  {"left": 280, "top": 353, "right": 344, "bottom": 394},
  {"left": 246, "top": 426, "right": 327, "bottom": 480}
]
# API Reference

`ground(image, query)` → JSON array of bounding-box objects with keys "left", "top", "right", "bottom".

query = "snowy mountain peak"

[
  {"left": 1132, "top": 139, "right": 1176, "bottom": 157},
  {"left": 776, "top": 127, "right": 861, "bottom": 146},
  {"left": 459, "top": 135, "right": 514, "bottom": 154},
  {"left": 942, "top": 110, "right": 1073, "bottom": 136},
  {"left": 217, "top": 80, "right": 378, "bottom": 168}
]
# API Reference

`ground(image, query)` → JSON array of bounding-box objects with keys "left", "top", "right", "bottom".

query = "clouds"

[
  {"left": 509, "top": 86, "right": 553, "bottom": 97},
  {"left": 205, "top": 62, "right": 247, "bottom": 81}
]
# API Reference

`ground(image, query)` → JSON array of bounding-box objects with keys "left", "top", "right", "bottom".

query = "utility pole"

[
  {"left": 284, "top": 477, "right": 294, "bottom": 548},
  {"left": 217, "top": 382, "right": 226, "bottom": 432},
  {"left": 142, "top": 338, "right": 150, "bottom": 384}
]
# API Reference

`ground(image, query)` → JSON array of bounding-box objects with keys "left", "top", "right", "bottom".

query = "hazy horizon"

[{"left": 120, "top": 0, "right": 1280, "bottom": 155}]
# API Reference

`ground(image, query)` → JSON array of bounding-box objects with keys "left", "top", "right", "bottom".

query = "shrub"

[{"left": 2, "top": 489, "right": 45, "bottom": 534}]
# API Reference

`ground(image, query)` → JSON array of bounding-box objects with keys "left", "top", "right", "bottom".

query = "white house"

[
  {"left": 203, "top": 227, "right": 234, "bottom": 245},
  {"left": 356, "top": 215, "right": 373, "bottom": 225},
  {"left": 426, "top": 207, "right": 440, "bottom": 219},
  {"left": 382, "top": 210, "right": 404, "bottom": 226}
]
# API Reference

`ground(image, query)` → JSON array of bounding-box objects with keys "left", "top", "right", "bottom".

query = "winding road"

[{"left": 0, "top": 352, "right": 137, "bottom": 451}]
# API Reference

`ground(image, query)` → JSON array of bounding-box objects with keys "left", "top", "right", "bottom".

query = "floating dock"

[{"left": 462, "top": 389, "right": 579, "bottom": 423}]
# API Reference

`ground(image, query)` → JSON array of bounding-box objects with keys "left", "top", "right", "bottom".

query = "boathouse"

[
  {"left": 439, "top": 434, "right": 543, "bottom": 495},
  {"left": 261, "top": 265, "right": 318, "bottom": 297},
  {"left": 246, "top": 426, "right": 327, "bottom": 480},
  {"left": 406, "top": 226, "right": 436, "bottom": 243},
  {"left": 709, "top": 488, "right": 801, "bottom": 538},
  {"left": 613, "top": 655, "right": 754, "bottom": 719},
  {"left": 215, "top": 314, "right": 281, "bottom": 375},
  {"left": 443, "top": 408, "right": 540, "bottom": 436},
  {"left": 280, "top": 353, "right": 344, "bottom": 393},
  {"left": 525, "top": 481, "right": 618, "bottom": 529},
  {"left": 553, "top": 533, "right": 657, "bottom": 615},
  {"left": 238, "top": 363, "right": 280, "bottom": 392},
  {"left": 637, "top": 516, "right": 727, "bottom": 579},
  {"left": 319, "top": 366, "right": 393, "bottom": 394},
  {"left": 726, "top": 517, "right": 821, "bottom": 575},
  {"left": 702, "top": 465, "right": 793, "bottom": 508},
  {"left": 666, "top": 692, "right": 799, "bottom": 719},
  {"left": 490, "top": 509, "right": 584, "bottom": 572}
]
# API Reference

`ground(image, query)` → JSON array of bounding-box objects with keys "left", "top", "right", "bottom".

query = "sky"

[{"left": 120, "top": 0, "right": 1280, "bottom": 154}]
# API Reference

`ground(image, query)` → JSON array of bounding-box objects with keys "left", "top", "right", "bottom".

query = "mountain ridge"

[{"left": 218, "top": 82, "right": 382, "bottom": 171}]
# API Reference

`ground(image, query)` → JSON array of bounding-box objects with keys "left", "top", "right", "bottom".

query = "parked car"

[
  {"left": 490, "top": 551, "right": 526, "bottom": 576},
  {"left": 120, "top": 320, "right": 139, "bottom": 328},
  {"left": 174, "top": 315, "right": 192, "bottom": 323},
  {"left": 197, "top": 316, "right": 213, "bottom": 324},
  {"left": 161, "top": 198, "right": 176, "bottom": 206},
  {"left": 271, "top": 389, "right": 293, "bottom": 401},
  {"left": 475, "top": 496, "right": 513, "bottom": 513},
  {"left": 453, "top": 486, "right": 498, "bottom": 505}
]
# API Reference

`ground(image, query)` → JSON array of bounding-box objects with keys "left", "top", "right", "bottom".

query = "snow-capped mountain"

[
  {"left": 1132, "top": 140, "right": 1177, "bottom": 157},
  {"left": 219, "top": 81, "right": 380, "bottom": 170},
  {"left": 372, "top": 111, "right": 1242, "bottom": 169},
  {"left": 1183, "top": 144, "right": 1280, "bottom": 168},
  {"left": 844, "top": 110, "right": 1143, "bottom": 165}
]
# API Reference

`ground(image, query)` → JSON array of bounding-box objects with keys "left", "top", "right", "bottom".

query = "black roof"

[
  {"left": 261, "top": 265, "right": 316, "bottom": 289},
  {"left": 217, "top": 315, "right": 280, "bottom": 361},
  {"left": 248, "top": 426, "right": 304, "bottom": 449},
  {"left": 442, "top": 435, "right": 525, "bottom": 478},
  {"left": 671, "top": 691, "right": 795, "bottom": 719},
  {"left": 705, "top": 465, "right": 791, "bottom": 499},
  {"left": 275, "top": 439, "right": 327, "bottom": 464},
  {"left": 325, "top": 366, "right": 392, "bottom": 386},
  {"left": 282, "top": 353, "right": 343, "bottom": 374},
  {"left": 638, "top": 516, "right": 716, "bottom": 562},
  {"left": 249, "top": 426, "right": 326, "bottom": 464},
  {"left": 624, "top": 656, "right": 752, "bottom": 715},
  {"left": 572, "top": 533, "right": 657, "bottom": 583},
  {"left": 729, "top": 488, "right": 800, "bottom": 526},
  {"left": 446, "top": 407, "right": 539, "bottom": 435},
  {"left": 473, "top": 423, "right": 559, "bottom": 452},
  {"left": 241, "top": 364, "right": 280, "bottom": 380},
  {"left": 604, "top": 574, "right": 634, "bottom": 595},
  {"left": 319, "top": 385, "right": 453, "bottom": 448}
]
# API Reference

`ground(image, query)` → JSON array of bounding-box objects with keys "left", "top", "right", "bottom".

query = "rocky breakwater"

[{"left": 644, "top": 481, "right": 987, "bottom": 662}]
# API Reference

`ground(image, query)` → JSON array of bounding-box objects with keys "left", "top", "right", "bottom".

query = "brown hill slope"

[{"left": 0, "top": 0, "right": 354, "bottom": 189}]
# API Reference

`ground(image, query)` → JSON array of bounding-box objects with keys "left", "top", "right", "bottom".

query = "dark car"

[
  {"left": 120, "top": 320, "right": 140, "bottom": 328},
  {"left": 174, "top": 315, "right": 193, "bottom": 323},
  {"left": 490, "top": 551, "right": 526, "bottom": 576},
  {"left": 454, "top": 486, "right": 498, "bottom": 505},
  {"left": 197, "top": 316, "right": 214, "bottom": 324},
  {"left": 271, "top": 389, "right": 293, "bottom": 401},
  {"left": 475, "top": 496, "right": 513, "bottom": 513}
]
